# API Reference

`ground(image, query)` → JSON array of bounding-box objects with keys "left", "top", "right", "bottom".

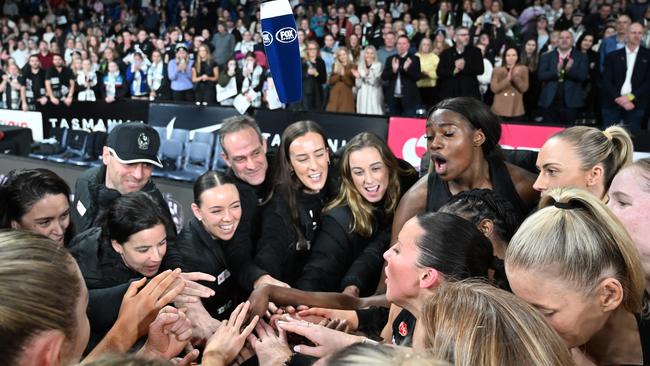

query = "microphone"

[{"left": 260, "top": 0, "right": 302, "bottom": 103}]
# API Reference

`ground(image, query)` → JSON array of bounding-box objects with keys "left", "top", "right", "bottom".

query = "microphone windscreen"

[{"left": 261, "top": 0, "right": 302, "bottom": 104}]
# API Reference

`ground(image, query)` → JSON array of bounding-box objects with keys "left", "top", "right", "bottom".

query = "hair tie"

[
  {"left": 554, "top": 201, "right": 577, "bottom": 210},
  {"left": 602, "top": 130, "right": 613, "bottom": 141}
]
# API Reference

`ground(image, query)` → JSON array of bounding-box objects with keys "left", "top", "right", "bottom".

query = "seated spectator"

[
  {"left": 1, "top": 168, "right": 73, "bottom": 246},
  {"left": 147, "top": 50, "right": 170, "bottom": 101},
  {"left": 101, "top": 61, "right": 128, "bottom": 103},
  {"left": 326, "top": 47, "right": 356, "bottom": 113},
  {"left": 168, "top": 44, "right": 194, "bottom": 102},
  {"left": 301, "top": 40, "right": 327, "bottom": 111},
  {"left": 355, "top": 46, "right": 384, "bottom": 115},
  {"left": 192, "top": 44, "right": 218, "bottom": 105},
  {"left": 505, "top": 187, "right": 646, "bottom": 365},
  {"left": 490, "top": 46, "right": 529, "bottom": 120},
  {"left": 126, "top": 51, "right": 150, "bottom": 100},
  {"left": 533, "top": 125, "right": 633, "bottom": 200},
  {"left": 0, "top": 62, "right": 23, "bottom": 110},
  {"left": 217, "top": 58, "right": 243, "bottom": 107},
  {"left": 538, "top": 30, "right": 588, "bottom": 125},
  {"left": 602, "top": 23, "right": 650, "bottom": 130}
]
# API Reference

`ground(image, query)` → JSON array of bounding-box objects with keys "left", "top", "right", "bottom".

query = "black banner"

[
  {"left": 38, "top": 100, "right": 149, "bottom": 138},
  {"left": 147, "top": 102, "right": 389, "bottom": 153}
]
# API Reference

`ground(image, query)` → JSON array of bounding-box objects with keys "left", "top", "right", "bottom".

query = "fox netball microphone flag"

[{"left": 260, "top": 0, "right": 302, "bottom": 103}]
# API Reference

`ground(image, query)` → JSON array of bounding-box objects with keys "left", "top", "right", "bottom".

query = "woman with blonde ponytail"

[
  {"left": 505, "top": 187, "right": 647, "bottom": 365},
  {"left": 533, "top": 125, "right": 633, "bottom": 200}
]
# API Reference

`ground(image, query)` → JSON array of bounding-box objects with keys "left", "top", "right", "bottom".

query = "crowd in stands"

[{"left": 1, "top": 0, "right": 650, "bottom": 128}]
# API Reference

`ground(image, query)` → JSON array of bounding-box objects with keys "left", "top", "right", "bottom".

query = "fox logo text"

[{"left": 275, "top": 27, "right": 297, "bottom": 43}]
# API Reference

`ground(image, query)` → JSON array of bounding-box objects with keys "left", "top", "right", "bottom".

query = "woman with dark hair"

[
  {"left": 490, "top": 46, "right": 529, "bottom": 120},
  {"left": 439, "top": 189, "right": 523, "bottom": 291},
  {"left": 576, "top": 31, "right": 599, "bottom": 119},
  {"left": 296, "top": 133, "right": 416, "bottom": 296},
  {"left": 217, "top": 58, "right": 243, "bottom": 106},
  {"left": 176, "top": 171, "right": 285, "bottom": 319},
  {"left": 248, "top": 212, "right": 492, "bottom": 360},
  {"left": 255, "top": 121, "right": 335, "bottom": 286},
  {"left": 390, "top": 97, "right": 537, "bottom": 254},
  {"left": 519, "top": 38, "right": 541, "bottom": 121},
  {"left": 0, "top": 168, "right": 74, "bottom": 246}
]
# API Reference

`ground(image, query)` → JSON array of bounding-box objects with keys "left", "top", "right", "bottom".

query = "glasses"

[{"left": 457, "top": 33, "right": 469, "bottom": 37}]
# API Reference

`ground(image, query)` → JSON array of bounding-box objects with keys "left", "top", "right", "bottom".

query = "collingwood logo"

[{"left": 137, "top": 132, "right": 150, "bottom": 150}]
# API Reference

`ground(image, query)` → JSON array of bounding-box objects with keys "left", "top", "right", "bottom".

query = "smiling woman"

[
  {"left": 0, "top": 168, "right": 74, "bottom": 246},
  {"left": 255, "top": 120, "right": 336, "bottom": 286}
]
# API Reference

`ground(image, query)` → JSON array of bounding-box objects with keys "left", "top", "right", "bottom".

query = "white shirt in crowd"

[{"left": 620, "top": 45, "right": 638, "bottom": 96}]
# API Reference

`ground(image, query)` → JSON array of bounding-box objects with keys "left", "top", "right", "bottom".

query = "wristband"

[
  {"left": 361, "top": 337, "right": 380, "bottom": 345},
  {"left": 627, "top": 94, "right": 635, "bottom": 102}
]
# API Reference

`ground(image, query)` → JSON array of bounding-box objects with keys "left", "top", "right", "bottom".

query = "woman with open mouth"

[
  {"left": 176, "top": 170, "right": 284, "bottom": 320},
  {"left": 295, "top": 132, "right": 417, "bottom": 296},
  {"left": 386, "top": 97, "right": 538, "bottom": 292},
  {"left": 256, "top": 121, "right": 337, "bottom": 287}
]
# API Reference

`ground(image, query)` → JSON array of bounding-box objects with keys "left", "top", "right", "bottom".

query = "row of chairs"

[
  {"left": 151, "top": 126, "right": 226, "bottom": 182},
  {"left": 29, "top": 126, "right": 227, "bottom": 183}
]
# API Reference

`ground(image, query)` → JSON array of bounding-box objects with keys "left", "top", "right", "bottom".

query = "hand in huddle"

[{"left": 202, "top": 301, "right": 259, "bottom": 366}]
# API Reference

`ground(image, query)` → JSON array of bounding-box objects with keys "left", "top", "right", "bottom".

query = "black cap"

[
  {"left": 573, "top": 10, "right": 584, "bottom": 17},
  {"left": 106, "top": 123, "right": 162, "bottom": 168}
]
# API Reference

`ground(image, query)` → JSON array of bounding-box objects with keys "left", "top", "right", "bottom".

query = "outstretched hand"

[
  {"left": 203, "top": 301, "right": 259, "bottom": 366},
  {"left": 276, "top": 316, "right": 363, "bottom": 358}
]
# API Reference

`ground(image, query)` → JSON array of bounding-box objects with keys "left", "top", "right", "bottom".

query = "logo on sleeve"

[{"left": 275, "top": 27, "right": 297, "bottom": 43}]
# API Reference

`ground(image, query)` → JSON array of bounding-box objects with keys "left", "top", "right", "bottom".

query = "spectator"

[
  {"left": 599, "top": 14, "right": 632, "bottom": 71},
  {"left": 11, "top": 40, "right": 28, "bottom": 69},
  {"left": 99, "top": 47, "right": 125, "bottom": 76},
  {"left": 522, "top": 15, "right": 550, "bottom": 53},
  {"left": 0, "top": 62, "right": 23, "bottom": 110},
  {"left": 568, "top": 11, "right": 586, "bottom": 42},
  {"left": 37, "top": 40, "right": 53, "bottom": 70},
  {"left": 321, "top": 34, "right": 338, "bottom": 76},
  {"left": 584, "top": 3, "right": 613, "bottom": 35},
  {"left": 355, "top": 46, "right": 384, "bottom": 115},
  {"left": 126, "top": 51, "right": 150, "bottom": 100},
  {"left": 211, "top": 22, "right": 235, "bottom": 68},
  {"left": 538, "top": 30, "right": 588, "bottom": 125},
  {"left": 554, "top": 2, "right": 575, "bottom": 31},
  {"left": 76, "top": 59, "right": 99, "bottom": 102},
  {"left": 381, "top": 35, "right": 422, "bottom": 116},
  {"left": 437, "top": 26, "right": 484, "bottom": 100},
  {"left": 520, "top": 38, "right": 541, "bottom": 120},
  {"left": 490, "top": 46, "right": 529, "bottom": 120},
  {"left": 602, "top": 23, "right": 650, "bottom": 130},
  {"left": 376, "top": 31, "right": 397, "bottom": 67},
  {"left": 335, "top": 6, "right": 354, "bottom": 38},
  {"left": 240, "top": 52, "right": 264, "bottom": 109},
  {"left": 192, "top": 44, "right": 218, "bottom": 105},
  {"left": 347, "top": 34, "right": 362, "bottom": 63},
  {"left": 576, "top": 32, "right": 600, "bottom": 119},
  {"left": 416, "top": 37, "right": 440, "bottom": 109},
  {"left": 326, "top": 47, "right": 356, "bottom": 113},
  {"left": 147, "top": 50, "right": 170, "bottom": 101},
  {"left": 217, "top": 58, "right": 243, "bottom": 107},
  {"left": 432, "top": 1, "right": 455, "bottom": 28},
  {"left": 311, "top": 7, "right": 328, "bottom": 40},
  {"left": 168, "top": 44, "right": 194, "bottom": 102},
  {"left": 411, "top": 19, "right": 433, "bottom": 51},
  {"left": 476, "top": 43, "right": 494, "bottom": 103},
  {"left": 45, "top": 53, "right": 75, "bottom": 107},
  {"left": 234, "top": 31, "right": 255, "bottom": 63},
  {"left": 301, "top": 40, "right": 327, "bottom": 111},
  {"left": 101, "top": 61, "right": 128, "bottom": 103},
  {"left": 544, "top": 0, "right": 563, "bottom": 29},
  {"left": 20, "top": 55, "right": 47, "bottom": 111}
]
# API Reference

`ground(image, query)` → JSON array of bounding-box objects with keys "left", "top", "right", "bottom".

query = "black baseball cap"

[{"left": 106, "top": 122, "right": 163, "bottom": 168}]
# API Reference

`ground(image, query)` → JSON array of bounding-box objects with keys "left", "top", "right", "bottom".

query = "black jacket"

[
  {"left": 436, "top": 45, "right": 484, "bottom": 100},
  {"left": 69, "top": 227, "right": 183, "bottom": 351},
  {"left": 295, "top": 205, "right": 391, "bottom": 296},
  {"left": 602, "top": 46, "right": 650, "bottom": 109},
  {"left": 381, "top": 53, "right": 422, "bottom": 109},
  {"left": 176, "top": 217, "right": 266, "bottom": 319},
  {"left": 71, "top": 165, "right": 176, "bottom": 239}
]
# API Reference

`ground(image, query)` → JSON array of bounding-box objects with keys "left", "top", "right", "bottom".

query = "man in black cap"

[{"left": 71, "top": 122, "right": 175, "bottom": 237}]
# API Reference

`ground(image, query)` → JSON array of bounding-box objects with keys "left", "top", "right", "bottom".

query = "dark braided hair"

[{"left": 439, "top": 189, "right": 523, "bottom": 242}]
